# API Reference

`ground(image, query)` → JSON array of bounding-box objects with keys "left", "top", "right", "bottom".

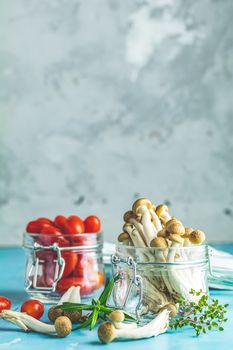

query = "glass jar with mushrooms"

[{"left": 110, "top": 198, "right": 209, "bottom": 321}]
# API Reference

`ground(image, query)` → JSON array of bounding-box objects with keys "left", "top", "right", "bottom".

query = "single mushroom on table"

[
  {"left": 132, "top": 198, "right": 156, "bottom": 245},
  {"left": 98, "top": 309, "right": 170, "bottom": 343},
  {"left": 0, "top": 310, "right": 72, "bottom": 337}
]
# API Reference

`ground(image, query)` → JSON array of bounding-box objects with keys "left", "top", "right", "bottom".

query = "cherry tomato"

[
  {"left": 62, "top": 251, "right": 78, "bottom": 277},
  {"left": 43, "top": 256, "right": 56, "bottom": 287},
  {"left": 0, "top": 296, "right": 11, "bottom": 312},
  {"left": 74, "top": 254, "right": 94, "bottom": 277},
  {"left": 21, "top": 299, "right": 44, "bottom": 319},
  {"left": 26, "top": 221, "right": 50, "bottom": 234},
  {"left": 95, "top": 271, "right": 105, "bottom": 289},
  {"left": 64, "top": 215, "right": 84, "bottom": 235},
  {"left": 39, "top": 225, "right": 69, "bottom": 246},
  {"left": 54, "top": 215, "right": 67, "bottom": 232},
  {"left": 84, "top": 215, "right": 101, "bottom": 233},
  {"left": 57, "top": 277, "right": 95, "bottom": 295}
]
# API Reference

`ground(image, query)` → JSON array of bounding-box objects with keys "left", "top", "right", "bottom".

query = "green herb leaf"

[
  {"left": 170, "top": 289, "right": 229, "bottom": 336},
  {"left": 90, "top": 308, "right": 99, "bottom": 330}
]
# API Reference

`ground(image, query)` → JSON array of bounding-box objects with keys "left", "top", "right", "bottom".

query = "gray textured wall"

[{"left": 0, "top": 0, "right": 233, "bottom": 246}]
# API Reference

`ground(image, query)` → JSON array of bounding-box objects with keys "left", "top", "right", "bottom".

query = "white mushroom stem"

[
  {"left": 111, "top": 321, "right": 138, "bottom": 330},
  {"left": 138, "top": 205, "right": 156, "bottom": 244},
  {"left": 150, "top": 209, "right": 163, "bottom": 233},
  {"left": 124, "top": 224, "right": 146, "bottom": 248},
  {"left": 114, "top": 309, "right": 169, "bottom": 340},
  {"left": 0, "top": 310, "right": 56, "bottom": 334},
  {"left": 128, "top": 219, "right": 147, "bottom": 246}
]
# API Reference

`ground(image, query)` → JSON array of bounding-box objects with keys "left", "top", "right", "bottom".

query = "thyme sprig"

[
  {"left": 57, "top": 275, "right": 135, "bottom": 330},
  {"left": 170, "top": 289, "right": 229, "bottom": 336}
]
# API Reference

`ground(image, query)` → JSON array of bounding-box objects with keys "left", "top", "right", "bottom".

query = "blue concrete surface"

[{"left": 0, "top": 245, "right": 232, "bottom": 349}]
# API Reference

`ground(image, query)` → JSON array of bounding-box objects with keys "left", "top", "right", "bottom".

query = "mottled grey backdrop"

[{"left": 0, "top": 0, "right": 233, "bottom": 246}]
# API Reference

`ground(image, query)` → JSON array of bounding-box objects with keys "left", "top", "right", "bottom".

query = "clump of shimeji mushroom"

[{"left": 117, "top": 198, "right": 206, "bottom": 315}]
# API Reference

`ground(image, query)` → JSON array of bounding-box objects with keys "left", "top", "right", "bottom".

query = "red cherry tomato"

[
  {"left": 84, "top": 215, "right": 101, "bottom": 233},
  {"left": 95, "top": 271, "right": 105, "bottom": 289},
  {"left": 0, "top": 296, "right": 11, "bottom": 312},
  {"left": 26, "top": 221, "right": 50, "bottom": 234},
  {"left": 36, "top": 217, "right": 53, "bottom": 225},
  {"left": 74, "top": 254, "right": 94, "bottom": 278},
  {"left": 56, "top": 277, "right": 95, "bottom": 295},
  {"left": 62, "top": 251, "right": 78, "bottom": 277},
  {"left": 21, "top": 299, "right": 44, "bottom": 319},
  {"left": 64, "top": 215, "right": 84, "bottom": 235},
  {"left": 54, "top": 215, "right": 67, "bottom": 232},
  {"left": 39, "top": 225, "right": 69, "bottom": 246}
]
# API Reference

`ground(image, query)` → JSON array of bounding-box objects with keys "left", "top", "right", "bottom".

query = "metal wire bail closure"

[
  {"left": 26, "top": 242, "right": 65, "bottom": 293},
  {"left": 109, "top": 254, "right": 143, "bottom": 321}
]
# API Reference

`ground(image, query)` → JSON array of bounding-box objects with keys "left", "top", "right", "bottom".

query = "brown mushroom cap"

[
  {"left": 48, "top": 306, "right": 63, "bottom": 323},
  {"left": 169, "top": 234, "right": 184, "bottom": 245},
  {"left": 63, "top": 310, "right": 82, "bottom": 323},
  {"left": 132, "top": 198, "right": 152, "bottom": 214},
  {"left": 118, "top": 232, "right": 130, "bottom": 242},
  {"left": 108, "top": 310, "right": 125, "bottom": 323},
  {"left": 166, "top": 221, "right": 185, "bottom": 236},
  {"left": 54, "top": 316, "right": 72, "bottom": 338},
  {"left": 150, "top": 237, "right": 168, "bottom": 248},
  {"left": 160, "top": 303, "right": 177, "bottom": 318},
  {"left": 165, "top": 217, "right": 182, "bottom": 229},
  {"left": 98, "top": 322, "right": 116, "bottom": 344},
  {"left": 123, "top": 210, "right": 137, "bottom": 222},
  {"left": 155, "top": 204, "right": 169, "bottom": 217},
  {"left": 189, "top": 230, "right": 205, "bottom": 245},
  {"left": 183, "top": 227, "right": 194, "bottom": 238}
]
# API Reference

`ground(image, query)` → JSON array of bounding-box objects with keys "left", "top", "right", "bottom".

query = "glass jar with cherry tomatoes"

[{"left": 23, "top": 215, "right": 104, "bottom": 303}]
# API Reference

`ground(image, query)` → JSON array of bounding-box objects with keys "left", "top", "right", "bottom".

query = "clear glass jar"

[
  {"left": 110, "top": 243, "right": 209, "bottom": 322},
  {"left": 23, "top": 232, "right": 104, "bottom": 303}
]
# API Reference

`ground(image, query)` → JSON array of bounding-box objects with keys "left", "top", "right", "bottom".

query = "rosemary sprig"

[
  {"left": 58, "top": 275, "right": 135, "bottom": 330},
  {"left": 170, "top": 289, "right": 229, "bottom": 336}
]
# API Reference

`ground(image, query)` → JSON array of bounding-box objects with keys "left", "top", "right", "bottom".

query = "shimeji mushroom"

[
  {"left": 123, "top": 223, "right": 146, "bottom": 248},
  {"left": 150, "top": 237, "right": 168, "bottom": 262},
  {"left": 123, "top": 211, "right": 147, "bottom": 245},
  {"left": 167, "top": 234, "right": 184, "bottom": 262},
  {"left": 0, "top": 310, "right": 72, "bottom": 337},
  {"left": 183, "top": 227, "right": 194, "bottom": 247},
  {"left": 49, "top": 286, "right": 82, "bottom": 323},
  {"left": 108, "top": 310, "right": 137, "bottom": 329},
  {"left": 98, "top": 309, "right": 170, "bottom": 343},
  {"left": 189, "top": 230, "right": 205, "bottom": 245},
  {"left": 132, "top": 198, "right": 156, "bottom": 245},
  {"left": 118, "top": 232, "right": 132, "bottom": 245},
  {"left": 155, "top": 204, "right": 171, "bottom": 224}
]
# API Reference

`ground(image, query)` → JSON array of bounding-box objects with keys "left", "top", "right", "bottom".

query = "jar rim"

[{"left": 24, "top": 231, "right": 103, "bottom": 238}]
